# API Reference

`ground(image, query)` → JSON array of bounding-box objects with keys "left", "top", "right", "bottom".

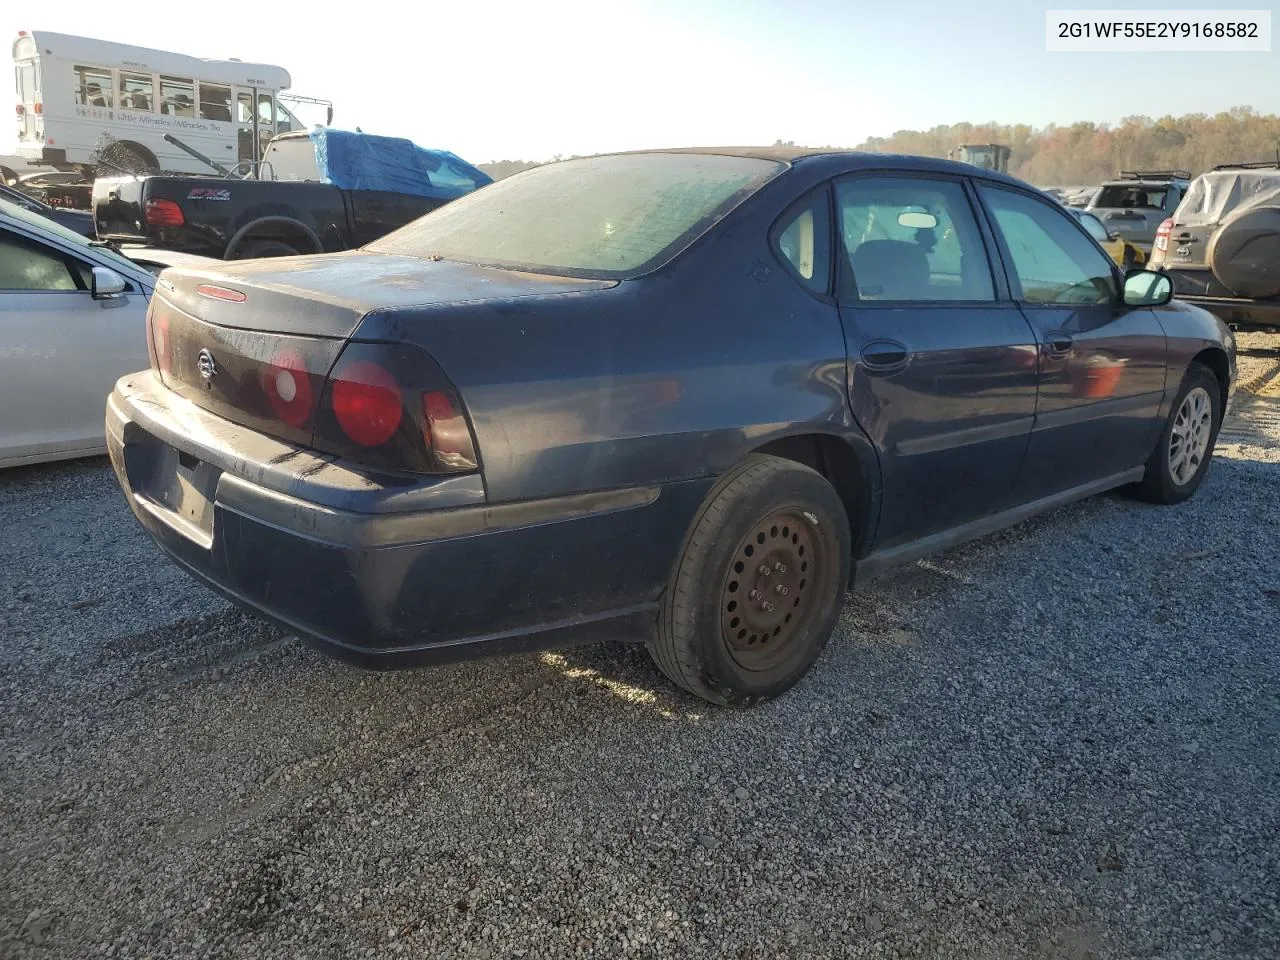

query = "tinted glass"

[
  {"left": 160, "top": 76, "right": 195, "bottom": 117},
  {"left": 120, "top": 73, "right": 154, "bottom": 112},
  {"left": 773, "top": 189, "right": 831, "bottom": 294},
  {"left": 369, "top": 153, "right": 784, "bottom": 279},
  {"left": 1094, "top": 185, "right": 1168, "bottom": 209},
  {"left": 981, "top": 186, "right": 1118, "bottom": 305},
  {"left": 0, "top": 198, "right": 141, "bottom": 275},
  {"left": 74, "top": 65, "right": 112, "bottom": 108},
  {"left": 0, "top": 230, "right": 78, "bottom": 291},
  {"left": 1076, "top": 212, "right": 1110, "bottom": 242},
  {"left": 836, "top": 176, "right": 994, "bottom": 301}
]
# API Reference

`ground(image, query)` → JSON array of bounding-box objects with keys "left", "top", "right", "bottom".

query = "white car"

[{"left": 0, "top": 198, "right": 213, "bottom": 468}]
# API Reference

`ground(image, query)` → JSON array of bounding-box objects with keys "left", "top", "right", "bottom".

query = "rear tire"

[
  {"left": 233, "top": 240, "right": 301, "bottom": 260},
  {"left": 647, "top": 454, "right": 851, "bottom": 707},
  {"left": 1132, "top": 363, "right": 1222, "bottom": 504}
]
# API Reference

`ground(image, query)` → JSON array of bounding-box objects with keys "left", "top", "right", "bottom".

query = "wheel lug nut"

[
  {"left": 775, "top": 562, "right": 787, "bottom": 574},
  {"left": 760, "top": 601, "right": 775, "bottom": 613},
  {"left": 775, "top": 584, "right": 789, "bottom": 596},
  {"left": 758, "top": 565, "right": 771, "bottom": 576},
  {"left": 748, "top": 589, "right": 761, "bottom": 601}
]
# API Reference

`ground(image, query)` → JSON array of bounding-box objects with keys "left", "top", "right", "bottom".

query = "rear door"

[
  {"left": 0, "top": 226, "right": 147, "bottom": 461},
  {"left": 975, "top": 184, "right": 1167, "bottom": 501},
  {"left": 834, "top": 173, "right": 1039, "bottom": 550}
]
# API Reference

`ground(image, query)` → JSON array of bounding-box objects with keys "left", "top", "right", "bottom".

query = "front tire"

[
  {"left": 1133, "top": 363, "right": 1222, "bottom": 504},
  {"left": 647, "top": 454, "right": 851, "bottom": 707}
]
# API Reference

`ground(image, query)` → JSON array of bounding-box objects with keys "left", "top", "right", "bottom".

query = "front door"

[
  {"left": 834, "top": 173, "right": 1040, "bottom": 550},
  {"left": 975, "top": 184, "right": 1168, "bottom": 502}
]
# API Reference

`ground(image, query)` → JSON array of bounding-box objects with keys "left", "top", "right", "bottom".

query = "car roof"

[{"left": 587, "top": 146, "right": 1031, "bottom": 188}]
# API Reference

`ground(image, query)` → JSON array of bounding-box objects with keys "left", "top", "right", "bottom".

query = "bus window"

[
  {"left": 159, "top": 76, "right": 195, "bottom": 117},
  {"left": 258, "top": 94, "right": 275, "bottom": 125},
  {"left": 199, "top": 83, "right": 232, "bottom": 122},
  {"left": 120, "top": 73, "right": 154, "bottom": 112},
  {"left": 75, "top": 66, "right": 113, "bottom": 108},
  {"left": 237, "top": 92, "right": 254, "bottom": 124}
]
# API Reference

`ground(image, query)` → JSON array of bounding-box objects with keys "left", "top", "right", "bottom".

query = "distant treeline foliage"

[{"left": 479, "top": 108, "right": 1280, "bottom": 185}]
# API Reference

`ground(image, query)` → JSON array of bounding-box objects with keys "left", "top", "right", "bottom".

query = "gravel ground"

[{"left": 2, "top": 334, "right": 1278, "bottom": 960}]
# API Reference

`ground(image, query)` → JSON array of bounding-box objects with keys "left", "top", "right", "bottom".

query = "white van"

[{"left": 12, "top": 30, "right": 327, "bottom": 175}]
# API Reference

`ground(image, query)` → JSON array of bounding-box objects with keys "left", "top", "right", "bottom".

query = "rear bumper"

[
  {"left": 106, "top": 372, "right": 708, "bottom": 668},
  {"left": 1174, "top": 295, "right": 1280, "bottom": 330}
]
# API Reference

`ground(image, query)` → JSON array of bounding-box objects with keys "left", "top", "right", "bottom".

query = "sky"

[{"left": 3, "top": 0, "right": 1277, "bottom": 163}]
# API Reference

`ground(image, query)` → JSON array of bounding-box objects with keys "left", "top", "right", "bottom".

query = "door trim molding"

[
  {"left": 1031, "top": 389, "right": 1164, "bottom": 431},
  {"left": 896, "top": 416, "right": 1036, "bottom": 456}
]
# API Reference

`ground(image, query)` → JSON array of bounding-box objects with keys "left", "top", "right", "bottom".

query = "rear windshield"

[
  {"left": 367, "top": 153, "right": 785, "bottom": 279},
  {"left": 1094, "top": 185, "right": 1168, "bottom": 210}
]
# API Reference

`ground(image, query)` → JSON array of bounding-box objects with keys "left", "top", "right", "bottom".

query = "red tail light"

[
  {"left": 15, "top": 104, "right": 23, "bottom": 116},
  {"left": 32, "top": 102, "right": 42, "bottom": 115},
  {"left": 197, "top": 284, "right": 246, "bottom": 302},
  {"left": 331, "top": 361, "right": 403, "bottom": 447},
  {"left": 150, "top": 308, "right": 171, "bottom": 375},
  {"left": 1154, "top": 218, "right": 1173, "bottom": 252},
  {"left": 312, "top": 344, "right": 478, "bottom": 475},
  {"left": 144, "top": 198, "right": 185, "bottom": 227}
]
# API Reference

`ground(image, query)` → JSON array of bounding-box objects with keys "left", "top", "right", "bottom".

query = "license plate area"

[{"left": 125, "top": 436, "right": 220, "bottom": 547}]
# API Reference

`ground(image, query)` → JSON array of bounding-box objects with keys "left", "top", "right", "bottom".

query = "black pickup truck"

[{"left": 91, "top": 130, "right": 491, "bottom": 260}]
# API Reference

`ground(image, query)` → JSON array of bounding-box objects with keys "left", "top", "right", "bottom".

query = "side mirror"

[
  {"left": 1122, "top": 269, "right": 1173, "bottom": 308},
  {"left": 91, "top": 265, "right": 128, "bottom": 300}
]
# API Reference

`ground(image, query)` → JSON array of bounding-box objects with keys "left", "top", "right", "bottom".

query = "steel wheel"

[
  {"left": 720, "top": 509, "right": 823, "bottom": 673},
  {"left": 1168, "top": 385, "right": 1213, "bottom": 485}
]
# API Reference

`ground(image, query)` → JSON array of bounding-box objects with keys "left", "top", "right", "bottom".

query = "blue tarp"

[{"left": 311, "top": 128, "right": 492, "bottom": 200}]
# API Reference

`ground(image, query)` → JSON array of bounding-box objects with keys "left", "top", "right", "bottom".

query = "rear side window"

[
  {"left": 980, "top": 186, "right": 1118, "bottom": 305},
  {"left": 836, "top": 176, "right": 994, "bottom": 301},
  {"left": 772, "top": 189, "right": 831, "bottom": 295}
]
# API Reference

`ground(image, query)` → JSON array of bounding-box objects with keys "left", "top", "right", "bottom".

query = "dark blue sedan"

[{"left": 106, "top": 148, "right": 1237, "bottom": 706}]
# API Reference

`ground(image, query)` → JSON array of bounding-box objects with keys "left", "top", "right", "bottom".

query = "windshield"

[
  {"left": 1094, "top": 184, "right": 1169, "bottom": 210},
  {"left": 0, "top": 197, "right": 141, "bottom": 274},
  {"left": 368, "top": 153, "right": 785, "bottom": 278}
]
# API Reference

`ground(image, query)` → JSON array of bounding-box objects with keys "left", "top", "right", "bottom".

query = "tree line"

[{"left": 479, "top": 107, "right": 1280, "bottom": 186}]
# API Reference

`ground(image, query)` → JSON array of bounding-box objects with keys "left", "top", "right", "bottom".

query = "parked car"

[
  {"left": 0, "top": 181, "right": 95, "bottom": 236},
  {"left": 1149, "top": 162, "right": 1280, "bottom": 329},
  {"left": 1086, "top": 170, "right": 1190, "bottom": 254},
  {"left": 0, "top": 197, "right": 215, "bottom": 468},
  {"left": 91, "top": 128, "right": 492, "bottom": 260},
  {"left": 105, "top": 149, "right": 1236, "bottom": 706},
  {"left": 1068, "top": 207, "right": 1147, "bottom": 269}
]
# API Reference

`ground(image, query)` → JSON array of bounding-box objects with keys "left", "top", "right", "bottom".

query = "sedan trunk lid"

[{"left": 148, "top": 253, "right": 616, "bottom": 449}]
